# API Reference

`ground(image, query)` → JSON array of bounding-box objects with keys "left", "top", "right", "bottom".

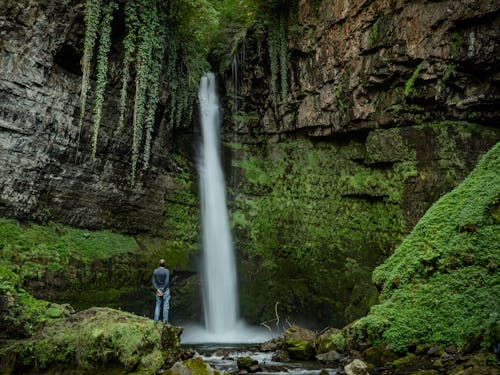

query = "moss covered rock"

[
  {"left": 350, "top": 142, "right": 500, "bottom": 352},
  {"left": 361, "top": 343, "right": 399, "bottom": 367},
  {"left": 1, "top": 307, "right": 181, "bottom": 374},
  {"left": 315, "top": 328, "right": 345, "bottom": 354},
  {"left": 165, "top": 357, "right": 227, "bottom": 375},
  {"left": 283, "top": 325, "right": 317, "bottom": 360}
]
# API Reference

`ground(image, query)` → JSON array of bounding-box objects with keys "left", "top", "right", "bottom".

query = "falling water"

[
  {"left": 182, "top": 73, "right": 273, "bottom": 344},
  {"left": 198, "top": 73, "right": 239, "bottom": 334}
]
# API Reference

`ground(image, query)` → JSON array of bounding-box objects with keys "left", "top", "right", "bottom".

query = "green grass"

[{"left": 351, "top": 142, "right": 500, "bottom": 352}]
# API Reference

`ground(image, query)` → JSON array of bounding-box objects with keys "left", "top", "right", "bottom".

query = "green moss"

[
  {"left": 156, "top": 155, "right": 200, "bottom": 269},
  {"left": 5, "top": 307, "right": 167, "bottom": 373},
  {"left": 352, "top": 142, "right": 500, "bottom": 351},
  {"left": 388, "top": 353, "right": 414, "bottom": 367},
  {"left": 0, "top": 219, "right": 138, "bottom": 279},
  {"left": 404, "top": 61, "right": 425, "bottom": 97},
  {"left": 231, "top": 139, "right": 417, "bottom": 326}
]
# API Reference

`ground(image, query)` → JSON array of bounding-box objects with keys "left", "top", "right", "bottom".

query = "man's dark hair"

[{"left": 159, "top": 259, "right": 165, "bottom": 267}]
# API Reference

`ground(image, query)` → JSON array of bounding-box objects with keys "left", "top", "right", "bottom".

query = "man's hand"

[{"left": 156, "top": 289, "right": 164, "bottom": 297}]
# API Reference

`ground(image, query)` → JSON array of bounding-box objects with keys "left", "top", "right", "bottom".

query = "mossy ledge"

[{"left": 347, "top": 141, "right": 500, "bottom": 352}]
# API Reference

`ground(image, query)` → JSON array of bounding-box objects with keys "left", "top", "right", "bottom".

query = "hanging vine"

[
  {"left": 142, "top": 8, "right": 168, "bottom": 171},
  {"left": 91, "top": 0, "right": 117, "bottom": 160},
  {"left": 77, "top": 0, "right": 102, "bottom": 160},
  {"left": 117, "top": 1, "right": 138, "bottom": 132},
  {"left": 268, "top": 23, "right": 279, "bottom": 109},
  {"left": 278, "top": 15, "right": 288, "bottom": 104},
  {"left": 267, "top": 13, "right": 288, "bottom": 109}
]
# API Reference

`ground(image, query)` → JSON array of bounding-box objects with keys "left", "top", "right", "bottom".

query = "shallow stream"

[{"left": 184, "top": 344, "right": 343, "bottom": 375}]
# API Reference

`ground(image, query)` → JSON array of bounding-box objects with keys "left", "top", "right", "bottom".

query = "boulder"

[
  {"left": 362, "top": 344, "right": 399, "bottom": 367},
  {"left": 237, "top": 356, "right": 258, "bottom": 370},
  {"left": 259, "top": 338, "right": 280, "bottom": 352},
  {"left": 345, "top": 359, "right": 369, "bottom": 375},
  {"left": 165, "top": 357, "right": 226, "bottom": 375},
  {"left": 316, "top": 329, "right": 346, "bottom": 355},
  {"left": 283, "top": 325, "right": 317, "bottom": 360},
  {"left": 316, "top": 350, "right": 342, "bottom": 364}
]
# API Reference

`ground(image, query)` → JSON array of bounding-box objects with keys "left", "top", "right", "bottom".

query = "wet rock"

[
  {"left": 237, "top": 356, "right": 258, "bottom": 370},
  {"left": 362, "top": 343, "right": 399, "bottom": 367},
  {"left": 165, "top": 357, "right": 226, "bottom": 375},
  {"left": 271, "top": 350, "right": 289, "bottom": 362},
  {"left": 316, "top": 349, "right": 342, "bottom": 364},
  {"left": 427, "top": 346, "right": 444, "bottom": 356},
  {"left": 248, "top": 364, "right": 262, "bottom": 373},
  {"left": 283, "top": 325, "right": 317, "bottom": 360},
  {"left": 344, "top": 358, "right": 368, "bottom": 375},
  {"left": 259, "top": 338, "right": 279, "bottom": 352}
]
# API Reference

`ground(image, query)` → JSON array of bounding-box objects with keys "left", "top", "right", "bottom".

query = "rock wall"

[
  {"left": 222, "top": 0, "right": 500, "bottom": 326},
  {"left": 0, "top": 0, "right": 191, "bottom": 233},
  {"left": 225, "top": 0, "right": 499, "bottom": 139}
]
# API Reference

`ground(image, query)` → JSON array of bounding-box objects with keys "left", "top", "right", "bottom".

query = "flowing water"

[
  {"left": 188, "top": 344, "right": 342, "bottom": 374},
  {"left": 182, "top": 73, "right": 272, "bottom": 344}
]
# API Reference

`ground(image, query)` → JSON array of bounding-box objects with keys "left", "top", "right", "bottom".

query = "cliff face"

[
  {"left": 0, "top": 0, "right": 188, "bottom": 233},
  {"left": 223, "top": 0, "right": 499, "bottom": 325},
  {"left": 227, "top": 0, "right": 499, "bottom": 138}
]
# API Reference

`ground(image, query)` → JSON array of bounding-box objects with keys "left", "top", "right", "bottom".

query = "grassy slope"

[{"left": 351, "top": 142, "right": 500, "bottom": 351}]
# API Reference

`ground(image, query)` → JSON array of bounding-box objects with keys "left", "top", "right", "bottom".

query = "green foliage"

[
  {"left": 117, "top": 1, "right": 138, "bottom": 132},
  {"left": 91, "top": 0, "right": 116, "bottom": 160},
  {"left": 268, "top": 23, "right": 279, "bottom": 108},
  {"left": 369, "top": 14, "right": 383, "bottom": 46},
  {"left": 404, "top": 61, "right": 425, "bottom": 97},
  {"left": 266, "top": 13, "right": 289, "bottom": 107},
  {"left": 78, "top": 0, "right": 103, "bottom": 151},
  {"left": 279, "top": 16, "right": 288, "bottom": 104},
  {"left": 352, "top": 142, "right": 500, "bottom": 351}
]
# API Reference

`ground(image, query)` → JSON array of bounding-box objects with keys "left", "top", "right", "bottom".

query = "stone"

[
  {"left": 344, "top": 359, "right": 369, "bottom": 375},
  {"left": 248, "top": 364, "right": 262, "bottom": 373},
  {"left": 259, "top": 338, "right": 279, "bottom": 352},
  {"left": 316, "top": 350, "right": 342, "bottom": 364},
  {"left": 315, "top": 327, "right": 341, "bottom": 354},
  {"left": 362, "top": 344, "right": 399, "bottom": 367},
  {"left": 165, "top": 357, "right": 226, "bottom": 375},
  {"left": 237, "top": 356, "right": 258, "bottom": 370},
  {"left": 283, "top": 325, "right": 317, "bottom": 360}
]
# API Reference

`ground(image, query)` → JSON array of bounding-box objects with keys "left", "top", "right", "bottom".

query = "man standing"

[{"left": 152, "top": 259, "right": 170, "bottom": 324}]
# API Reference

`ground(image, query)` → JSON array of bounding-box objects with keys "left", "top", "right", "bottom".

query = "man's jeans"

[{"left": 154, "top": 288, "right": 170, "bottom": 323}]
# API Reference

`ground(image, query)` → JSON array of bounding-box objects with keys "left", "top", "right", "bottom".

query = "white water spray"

[{"left": 182, "top": 73, "right": 273, "bottom": 344}]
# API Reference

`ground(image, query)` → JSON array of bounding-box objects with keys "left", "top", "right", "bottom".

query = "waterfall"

[
  {"left": 181, "top": 73, "right": 273, "bottom": 343},
  {"left": 198, "top": 73, "right": 239, "bottom": 333}
]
